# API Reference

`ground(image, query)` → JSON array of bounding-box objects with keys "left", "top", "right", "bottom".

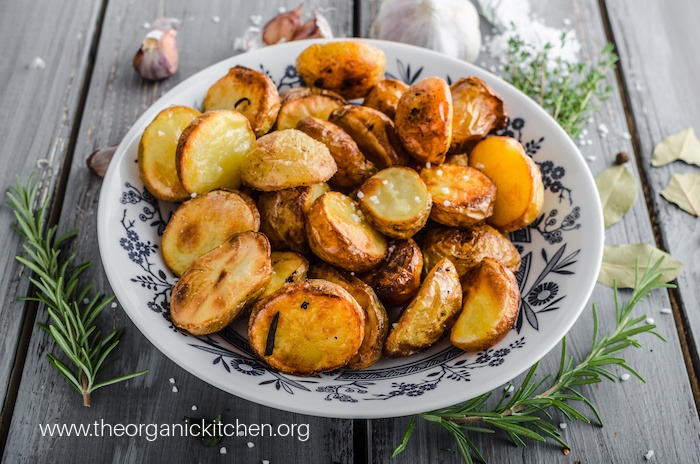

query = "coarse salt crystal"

[
  {"left": 563, "top": 18, "right": 571, "bottom": 26},
  {"left": 158, "top": 130, "right": 165, "bottom": 136},
  {"left": 143, "top": 22, "right": 151, "bottom": 29},
  {"left": 220, "top": 447, "right": 227, "bottom": 454},
  {"left": 211, "top": 16, "right": 220, "bottom": 23},
  {"left": 262, "top": 461, "right": 270, "bottom": 464},
  {"left": 660, "top": 308, "right": 672, "bottom": 315},
  {"left": 586, "top": 155, "right": 596, "bottom": 162},
  {"left": 436, "top": 169, "right": 443, "bottom": 176},
  {"left": 644, "top": 450, "right": 654, "bottom": 460},
  {"left": 646, "top": 317, "right": 655, "bottom": 325},
  {"left": 191, "top": 405, "right": 197, "bottom": 411},
  {"left": 111, "top": 302, "right": 118, "bottom": 309},
  {"left": 247, "top": 442, "right": 255, "bottom": 448},
  {"left": 504, "top": 384, "right": 514, "bottom": 393},
  {"left": 169, "top": 378, "right": 175, "bottom": 384},
  {"left": 475, "top": 163, "right": 485, "bottom": 169},
  {"left": 425, "top": 162, "right": 431, "bottom": 168},
  {"left": 172, "top": 386, "right": 179, "bottom": 392},
  {"left": 559, "top": 422, "right": 567, "bottom": 429},
  {"left": 83, "top": 298, "right": 90, "bottom": 304},
  {"left": 30, "top": 57, "right": 46, "bottom": 69},
  {"left": 443, "top": 200, "right": 451, "bottom": 207},
  {"left": 620, "top": 373, "right": 630, "bottom": 381},
  {"left": 190, "top": 192, "right": 197, "bottom": 198},
  {"left": 597, "top": 123, "right": 609, "bottom": 133},
  {"left": 350, "top": 272, "right": 355, "bottom": 276},
  {"left": 350, "top": 214, "right": 361, "bottom": 223},
  {"left": 357, "top": 191, "right": 365, "bottom": 199},
  {"left": 369, "top": 195, "right": 380, "bottom": 204},
  {"left": 441, "top": 187, "right": 450, "bottom": 194},
  {"left": 250, "top": 15, "right": 263, "bottom": 25},
  {"left": 414, "top": 196, "right": 421, "bottom": 203},
  {"left": 621, "top": 132, "right": 632, "bottom": 140},
  {"left": 392, "top": 323, "right": 398, "bottom": 329},
  {"left": 382, "top": 179, "right": 388, "bottom": 185}
]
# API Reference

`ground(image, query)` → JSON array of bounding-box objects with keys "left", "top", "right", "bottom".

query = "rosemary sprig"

[
  {"left": 504, "top": 34, "right": 618, "bottom": 138},
  {"left": 393, "top": 257, "right": 671, "bottom": 463},
  {"left": 7, "top": 173, "right": 147, "bottom": 406}
]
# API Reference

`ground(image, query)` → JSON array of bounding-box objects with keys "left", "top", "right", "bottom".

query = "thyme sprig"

[
  {"left": 8, "top": 174, "right": 147, "bottom": 406},
  {"left": 393, "top": 257, "right": 671, "bottom": 463}
]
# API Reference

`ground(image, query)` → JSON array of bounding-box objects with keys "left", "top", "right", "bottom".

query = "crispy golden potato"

[
  {"left": 395, "top": 77, "right": 453, "bottom": 165},
  {"left": 248, "top": 279, "right": 365, "bottom": 375},
  {"left": 451, "top": 257, "right": 520, "bottom": 351},
  {"left": 329, "top": 105, "right": 408, "bottom": 169},
  {"left": 257, "top": 251, "right": 309, "bottom": 301},
  {"left": 361, "top": 238, "right": 423, "bottom": 307},
  {"left": 306, "top": 191, "right": 388, "bottom": 272},
  {"left": 450, "top": 76, "right": 507, "bottom": 152},
  {"left": 138, "top": 106, "right": 201, "bottom": 202},
  {"left": 357, "top": 167, "right": 432, "bottom": 238},
  {"left": 203, "top": 66, "right": 280, "bottom": 137},
  {"left": 384, "top": 258, "right": 462, "bottom": 357},
  {"left": 308, "top": 263, "right": 388, "bottom": 369},
  {"left": 296, "top": 117, "right": 377, "bottom": 190},
  {"left": 469, "top": 136, "right": 544, "bottom": 232},
  {"left": 420, "top": 164, "right": 496, "bottom": 228},
  {"left": 161, "top": 189, "right": 260, "bottom": 276},
  {"left": 171, "top": 231, "right": 272, "bottom": 335},
  {"left": 176, "top": 110, "right": 256, "bottom": 194},
  {"left": 257, "top": 183, "right": 330, "bottom": 256},
  {"left": 296, "top": 41, "right": 386, "bottom": 100},
  {"left": 241, "top": 129, "right": 337, "bottom": 191},
  {"left": 362, "top": 78, "right": 409, "bottom": 119},
  {"left": 275, "top": 87, "right": 347, "bottom": 131},
  {"left": 445, "top": 153, "right": 469, "bottom": 166},
  {"left": 421, "top": 225, "right": 521, "bottom": 278}
]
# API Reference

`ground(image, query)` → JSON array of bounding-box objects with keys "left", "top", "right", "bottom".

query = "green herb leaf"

[
  {"left": 598, "top": 243, "right": 682, "bottom": 288},
  {"left": 660, "top": 172, "right": 700, "bottom": 216},
  {"left": 652, "top": 128, "right": 700, "bottom": 167},
  {"left": 595, "top": 165, "right": 637, "bottom": 227}
]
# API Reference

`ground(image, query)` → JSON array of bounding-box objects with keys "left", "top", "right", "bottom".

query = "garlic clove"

[
  {"left": 133, "top": 18, "right": 179, "bottom": 81},
  {"left": 292, "top": 12, "right": 334, "bottom": 40},
  {"left": 262, "top": 4, "right": 303, "bottom": 45},
  {"left": 86, "top": 145, "right": 118, "bottom": 177}
]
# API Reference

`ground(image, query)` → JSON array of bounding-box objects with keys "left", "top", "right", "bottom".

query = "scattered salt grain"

[
  {"left": 191, "top": 405, "right": 197, "bottom": 411},
  {"left": 436, "top": 169, "right": 443, "bottom": 176},
  {"left": 597, "top": 123, "right": 609, "bottom": 134},
  {"left": 278, "top": 6, "right": 286, "bottom": 12},
  {"left": 350, "top": 272, "right": 355, "bottom": 276},
  {"left": 217, "top": 166, "right": 223, "bottom": 172},
  {"left": 588, "top": 117, "right": 594, "bottom": 123},
  {"left": 83, "top": 298, "right": 90, "bottom": 304},
  {"left": 30, "top": 57, "right": 46, "bottom": 69},
  {"left": 563, "top": 18, "right": 572, "bottom": 26},
  {"left": 586, "top": 155, "right": 596, "bottom": 162},
  {"left": 357, "top": 191, "right": 365, "bottom": 199},
  {"left": 250, "top": 15, "right": 263, "bottom": 25},
  {"left": 350, "top": 213, "right": 361, "bottom": 224},
  {"left": 369, "top": 195, "right": 380, "bottom": 205},
  {"left": 644, "top": 450, "right": 654, "bottom": 460},
  {"left": 211, "top": 16, "right": 220, "bottom": 23},
  {"left": 143, "top": 22, "right": 151, "bottom": 29},
  {"left": 621, "top": 131, "right": 632, "bottom": 140},
  {"left": 220, "top": 447, "right": 227, "bottom": 455},
  {"left": 443, "top": 200, "right": 451, "bottom": 207},
  {"left": 169, "top": 378, "right": 176, "bottom": 384},
  {"left": 172, "top": 385, "right": 179, "bottom": 392},
  {"left": 504, "top": 384, "right": 514, "bottom": 393},
  {"left": 262, "top": 460, "right": 270, "bottom": 464},
  {"left": 441, "top": 187, "right": 450, "bottom": 194},
  {"left": 646, "top": 317, "right": 655, "bottom": 325},
  {"left": 392, "top": 323, "right": 398, "bottom": 329},
  {"left": 414, "top": 196, "right": 421, "bottom": 203},
  {"left": 425, "top": 162, "right": 431, "bottom": 168},
  {"left": 559, "top": 422, "right": 567, "bottom": 429},
  {"left": 247, "top": 442, "right": 255, "bottom": 449},
  {"left": 158, "top": 130, "right": 165, "bottom": 136},
  {"left": 111, "top": 302, "right": 118, "bottom": 309},
  {"left": 190, "top": 192, "right": 197, "bottom": 198},
  {"left": 475, "top": 163, "right": 485, "bottom": 169},
  {"left": 620, "top": 373, "right": 631, "bottom": 381},
  {"left": 660, "top": 308, "right": 672, "bottom": 315},
  {"left": 382, "top": 179, "right": 389, "bottom": 185}
]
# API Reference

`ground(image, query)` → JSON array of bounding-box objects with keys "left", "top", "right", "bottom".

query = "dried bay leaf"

[
  {"left": 652, "top": 128, "right": 700, "bottom": 167},
  {"left": 661, "top": 173, "right": 700, "bottom": 217},
  {"left": 595, "top": 165, "right": 637, "bottom": 228},
  {"left": 598, "top": 243, "right": 683, "bottom": 288}
]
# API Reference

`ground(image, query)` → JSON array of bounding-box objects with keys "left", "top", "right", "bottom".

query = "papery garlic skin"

[
  {"left": 371, "top": 0, "right": 481, "bottom": 63},
  {"left": 293, "top": 12, "right": 334, "bottom": 40},
  {"left": 133, "top": 19, "right": 179, "bottom": 81},
  {"left": 262, "top": 4, "right": 303, "bottom": 45}
]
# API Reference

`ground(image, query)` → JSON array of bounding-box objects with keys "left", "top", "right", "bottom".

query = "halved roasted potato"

[
  {"left": 329, "top": 105, "right": 408, "bottom": 169},
  {"left": 275, "top": 87, "right": 347, "bottom": 131},
  {"left": 161, "top": 189, "right": 260, "bottom": 276},
  {"left": 241, "top": 129, "right": 337, "bottom": 191},
  {"left": 384, "top": 258, "right": 462, "bottom": 357},
  {"left": 248, "top": 279, "right": 365, "bottom": 375},
  {"left": 296, "top": 41, "right": 386, "bottom": 100},
  {"left": 306, "top": 191, "right": 388, "bottom": 272},
  {"left": 296, "top": 117, "right": 377, "bottom": 190},
  {"left": 420, "top": 163, "right": 496, "bottom": 228},
  {"left": 176, "top": 110, "right": 256, "bottom": 194},
  {"left": 421, "top": 224, "right": 521, "bottom": 278},
  {"left": 451, "top": 257, "right": 520, "bottom": 351},
  {"left": 357, "top": 167, "right": 432, "bottom": 238},
  {"left": 170, "top": 231, "right": 272, "bottom": 335},
  {"left": 361, "top": 238, "right": 423, "bottom": 307},
  {"left": 450, "top": 76, "right": 507, "bottom": 153},
  {"left": 362, "top": 78, "right": 409, "bottom": 119},
  {"left": 469, "top": 136, "right": 544, "bottom": 232},
  {"left": 203, "top": 65, "right": 280, "bottom": 137},
  {"left": 257, "top": 251, "right": 309, "bottom": 301},
  {"left": 395, "top": 77, "right": 453, "bottom": 165},
  {"left": 138, "top": 106, "right": 201, "bottom": 202},
  {"left": 308, "top": 263, "right": 389, "bottom": 369}
]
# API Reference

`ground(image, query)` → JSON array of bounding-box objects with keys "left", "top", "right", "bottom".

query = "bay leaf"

[
  {"left": 652, "top": 128, "right": 700, "bottom": 167},
  {"left": 661, "top": 172, "right": 700, "bottom": 217},
  {"left": 595, "top": 165, "right": 637, "bottom": 228},
  {"left": 598, "top": 243, "right": 683, "bottom": 288}
]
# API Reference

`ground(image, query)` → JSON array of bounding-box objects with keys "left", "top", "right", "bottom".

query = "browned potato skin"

[
  {"left": 384, "top": 258, "right": 462, "bottom": 357},
  {"left": 450, "top": 76, "right": 507, "bottom": 153},
  {"left": 308, "top": 263, "right": 389, "bottom": 369},
  {"left": 395, "top": 77, "right": 453, "bottom": 165},
  {"left": 275, "top": 87, "right": 347, "bottom": 131},
  {"left": 296, "top": 41, "right": 387, "bottom": 100},
  {"left": 422, "top": 225, "right": 521, "bottom": 278},
  {"left": 256, "top": 251, "right": 309, "bottom": 302},
  {"left": 451, "top": 257, "right": 520, "bottom": 352},
  {"left": 248, "top": 279, "right": 365, "bottom": 376},
  {"left": 363, "top": 78, "right": 409, "bottom": 119},
  {"left": 257, "top": 183, "right": 330, "bottom": 256},
  {"left": 171, "top": 231, "right": 272, "bottom": 335},
  {"left": 296, "top": 117, "right": 377, "bottom": 190},
  {"left": 329, "top": 105, "right": 408, "bottom": 169},
  {"left": 361, "top": 238, "right": 423, "bottom": 307}
]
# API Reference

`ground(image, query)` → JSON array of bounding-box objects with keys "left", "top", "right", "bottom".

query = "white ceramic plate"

[{"left": 97, "top": 39, "right": 603, "bottom": 419}]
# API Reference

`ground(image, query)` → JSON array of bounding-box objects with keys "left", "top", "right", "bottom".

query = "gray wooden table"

[{"left": 1, "top": 0, "right": 699, "bottom": 462}]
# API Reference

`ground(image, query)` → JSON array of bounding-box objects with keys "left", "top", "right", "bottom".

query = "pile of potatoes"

[{"left": 137, "top": 41, "right": 544, "bottom": 376}]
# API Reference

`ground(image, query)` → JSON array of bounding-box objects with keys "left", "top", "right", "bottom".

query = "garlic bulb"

[
  {"left": 370, "top": 0, "right": 482, "bottom": 63},
  {"left": 133, "top": 18, "right": 179, "bottom": 81}
]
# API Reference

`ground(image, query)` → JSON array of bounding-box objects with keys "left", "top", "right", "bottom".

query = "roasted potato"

[
  {"left": 275, "top": 87, "right": 347, "bottom": 131},
  {"left": 450, "top": 76, "right": 507, "bottom": 153},
  {"left": 176, "top": 110, "right": 256, "bottom": 194},
  {"left": 308, "top": 263, "right": 389, "bottom": 369},
  {"left": 241, "top": 129, "right": 337, "bottom": 191},
  {"left": 257, "top": 251, "right": 309, "bottom": 301},
  {"left": 395, "top": 77, "right": 453, "bottom": 165},
  {"left": 421, "top": 224, "right": 521, "bottom": 278},
  {"left": 420, "top": 163, "right": 496, "bottom": 228},
  {"left": 170, "top": 231, "right": 272, "bottom": 335},
  {"left": 384, "top": 258, "right": 462, "bottom": 357},
  {"left": 138, "top": 106, "right": 201, "bottom": 202},
  {"left": 257, "top": 183, "right": 330, "bottom": 256},
  {"left": 203, "top": 66, "right": 280, "bottom": 137},
  {"left": 362, "top": 78, "right": 409, "bottom": 119},
  {"left": 161, "top": 189, "right": 260, "bottom": 276},
  {"left": 306, "top": 191, "right": 388, "bottom": 272},
  {"left": 296, "top": 41, "right": 386, "bottom": 100},
  {"left": 357, "top": 167, "right": 432, "bottom": 238},
  {"left": 329, "top": 105, "right": 408, "bottom": 169},
  {"left": 469, "top": 136, "right": 544, "bottom": 232},
  {"left": 248, "top": 279, "right": 365, "bottom": 375},
  {"left": 296, "top": 117, "right": 377, "bottom": 190},
  {"left": 451, "top": 257, "right": 520, "bottom": 351},
  {"left": 361, "top": 238, "right": 423, "bottom": 307},
  {"left": 445, "top": 153, "right": 469, "bottom": 166}
]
